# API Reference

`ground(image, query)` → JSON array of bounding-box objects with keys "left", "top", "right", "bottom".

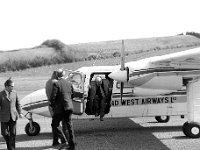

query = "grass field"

[{"left": 0, "top": 47, "right": 56, "bottom": 64}]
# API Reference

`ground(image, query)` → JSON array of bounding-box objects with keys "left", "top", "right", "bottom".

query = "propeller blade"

[
  {"left": 121, "top": 40, "right": 125, "bottom": 71},
  {"left": 120, "top": 40, "right": 125, "bottom": 101}
]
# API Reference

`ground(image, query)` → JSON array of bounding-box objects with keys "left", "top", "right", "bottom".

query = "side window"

[{"left": 67, "top": 73, "right": 82, "bottom": 85}]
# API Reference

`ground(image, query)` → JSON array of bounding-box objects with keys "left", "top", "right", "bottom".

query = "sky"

[{"left": 0, "top": 0, "right": 200, "bottom": 51}]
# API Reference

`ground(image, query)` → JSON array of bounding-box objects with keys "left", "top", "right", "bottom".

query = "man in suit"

[
  {"left": 46, "top": 71, "right": 66, "bottom": 146},
  {"left": 89, "top": 76, "right": 106, "bottom": 121},
  {"left": 46, "top": 71, "right": 58, "bottom": 117},
  {"left": 0, "top": 78, "right": 22, "bottom": 150},
  {"left": 50, "top": 69, "right": 76, "bottom": 150}
]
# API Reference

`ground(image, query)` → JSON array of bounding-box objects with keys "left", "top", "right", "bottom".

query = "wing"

[
  {"left": 149, "top": 47, "right": 200, "bottom": 69},
  {"left": 128, "top": 47, "right": 200, "bottom": 89},
  {"left": 110, "top": 47, "right": 200, "bottom": 91}
]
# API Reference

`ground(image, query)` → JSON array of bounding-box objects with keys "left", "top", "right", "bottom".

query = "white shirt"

[{"left": 4, "top": 90, "right": 11, "bottom": 99}]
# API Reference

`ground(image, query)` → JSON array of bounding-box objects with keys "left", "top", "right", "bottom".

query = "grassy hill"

[
  {"left": 0, "top": 34, "right": 200, "bottom": 73},
  {"left": 70, "top": 35, "right": 200, "bottom": 52}
]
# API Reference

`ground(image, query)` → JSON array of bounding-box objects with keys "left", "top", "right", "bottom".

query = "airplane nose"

[
  {"left": 109, "top": 69, "right": 128, "bottom": 82},
  {"left": 20, "top": 88, "right": 46, "bottom": 111},
  {"left": 20, "top": 94, "right": 31, "bottom": 110}
]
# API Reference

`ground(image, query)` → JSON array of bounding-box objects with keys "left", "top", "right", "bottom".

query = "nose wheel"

[
  {"left": 24, "top": 112, "right": 40, "bottom": 136},
  {"left": 155, "top": 116, "right": 170, "bottom": 123}
]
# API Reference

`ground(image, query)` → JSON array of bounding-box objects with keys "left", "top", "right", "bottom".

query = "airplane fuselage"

[{"left": 21, "top": 66, "right": 187, "bottom": 119}]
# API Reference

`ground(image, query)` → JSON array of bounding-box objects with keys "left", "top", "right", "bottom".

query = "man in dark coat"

[
  {"left": 89, "top": 76, "right": 106, "bottom": 121},
  {"left": 50, "top": 69, "right": 76, "bottom": 150},
  {"left": 0, "top": 79, "right": 22, "bottom": 150},
  {"left": 46, "top": 71, "right": 66, "bottom": 146}
]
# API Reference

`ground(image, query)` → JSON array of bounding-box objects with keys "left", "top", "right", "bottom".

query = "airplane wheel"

[
  {"left": 155, "top": 116, "right": 170, "bottom": 123},
  {"left": 182, "top": 122, "right": 189, "bottom": 136},
  {"left": 183, "top": 122, "right": 200, "bottom": 138},
  {"left": 25, "top": 122, "right": 40, "bottom": 136}
]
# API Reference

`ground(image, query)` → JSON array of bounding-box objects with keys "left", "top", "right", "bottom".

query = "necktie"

[{"left": 8, "top": 92, "right": 11, "bottom": 99}]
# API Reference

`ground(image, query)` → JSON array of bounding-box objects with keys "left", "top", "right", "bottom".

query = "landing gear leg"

[{"left": 24, "top": 112, "right": 41, "bottom": 136}]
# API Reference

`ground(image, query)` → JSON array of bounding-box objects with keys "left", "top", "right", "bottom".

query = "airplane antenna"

[{"left": 92, "top": 49, "right": 103, "bottom": 66}]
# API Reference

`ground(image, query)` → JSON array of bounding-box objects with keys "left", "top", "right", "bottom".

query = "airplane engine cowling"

[{"left": 130, "top": 75, "right": 182, "bottom": 90}]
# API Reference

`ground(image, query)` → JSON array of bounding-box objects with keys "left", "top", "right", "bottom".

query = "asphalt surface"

[{"left": 0, "top": 116, "right": 200, "bottom": 150}]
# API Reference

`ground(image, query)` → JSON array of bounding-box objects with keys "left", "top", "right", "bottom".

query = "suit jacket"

[
  {"left": 45, "top": 78, "right": 58, "bottom": 116},
  {"left": 102, "top": 79, "right": 113, "bottom": 99},
  {"left": 45, "top": 78, "right": 58, "bottom": 101},
  {"left": 0, "top": 90, "right": 21, "bottom": 122},
  {"left": 89, "top": 84, "right": 105, "bottom": 101},
  {"left": 50, "top": 78, "right": 74, "bottom": 114},
  {"left": 102, "top": 79, "right": 110, "bottom": 97}
]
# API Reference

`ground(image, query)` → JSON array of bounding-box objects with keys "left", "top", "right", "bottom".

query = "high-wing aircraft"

[{"left": 20, "top": 41, "right": 200, "bottom": 138}]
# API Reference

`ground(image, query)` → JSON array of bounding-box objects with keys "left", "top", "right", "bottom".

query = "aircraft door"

[
  {"left": 85, "top": 73, "right": 114, "bottom": 115},
  {"left": 66, "top": 71, "right": 85, "bottom": 115}
]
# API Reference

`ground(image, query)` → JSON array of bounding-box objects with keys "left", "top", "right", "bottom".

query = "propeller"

[
  {"left": 108, "top": 40, "right": 129, "bottom": 100},
  {"left": 120, "top": 40, "right": 125, "bottom": 101}
]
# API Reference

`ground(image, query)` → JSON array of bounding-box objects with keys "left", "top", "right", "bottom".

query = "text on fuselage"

[{"left": 111, "top": 97, "right": 177, "bottom": 106}]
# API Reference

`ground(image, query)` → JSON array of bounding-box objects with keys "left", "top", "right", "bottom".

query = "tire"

[
  {"left": 184, "top": 122, "right": 200, "bottom": 138},
  {"left": 25, "top": 122, "right": 40, "bottom": 136},
  {"left": 182, "top": 122, "right": 189, "bottom": 136},
  {"left": 155, "top": 116, "right": 170, "bottom": 123}
]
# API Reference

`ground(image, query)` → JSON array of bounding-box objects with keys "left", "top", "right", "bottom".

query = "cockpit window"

[{"left": 66, "top": 73, "right": 82, "bottom": 85}]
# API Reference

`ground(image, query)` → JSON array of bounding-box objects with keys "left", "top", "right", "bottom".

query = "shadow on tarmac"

[{"left": 0, "top": 118, "right": 175, "bottom": 150}]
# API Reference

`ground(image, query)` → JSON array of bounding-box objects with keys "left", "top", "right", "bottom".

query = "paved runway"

[{"left": 0, "top": 116, "right": 200, "bottom": 150}]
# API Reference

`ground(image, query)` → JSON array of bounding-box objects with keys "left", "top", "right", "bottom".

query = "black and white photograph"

[{"left": 1, "top": 0, "right": 200, "bottom": 150}]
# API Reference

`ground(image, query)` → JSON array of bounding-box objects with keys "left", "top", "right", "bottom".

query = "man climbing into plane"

[
  {"left": 45, "top": 71, "right": 66, "bottom": 146},
  {"left": 50, "top": 69, "right": 76, "bottom": 150}
]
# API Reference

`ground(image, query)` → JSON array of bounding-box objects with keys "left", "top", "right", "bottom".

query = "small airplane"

[{"left": 20, "top": 40, "right": 200, "bottom": 138}]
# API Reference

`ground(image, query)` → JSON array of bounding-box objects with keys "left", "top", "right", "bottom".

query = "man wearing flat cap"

[{"left": 50, "top": 69, "right": 76, "bottom": 150}]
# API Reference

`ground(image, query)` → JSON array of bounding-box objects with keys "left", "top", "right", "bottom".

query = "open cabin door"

[{"left": 66, "top": 71, "right": 85, "bottom": 115}]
